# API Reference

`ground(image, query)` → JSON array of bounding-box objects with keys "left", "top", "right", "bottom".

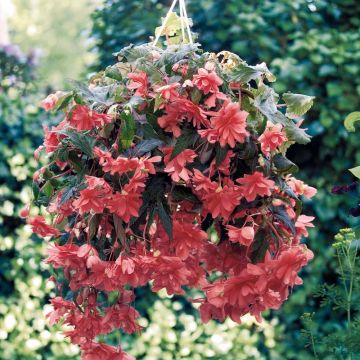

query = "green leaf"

[
  {"left": 53, "top": 92, "right": 74, "bottom": 112},
  {"left": 89, "top": 214, "right": 101, "bottom": 240},
  {"left": 114, "top": 44, "right": 153, "bottom": 63},
  {"left": 32, "top": 182, "right": 40, "bottom": 201},
  {"left": 155, "top": 12, "right": 193, "bottom": 38},
  {"left": 250, "top": 229, "right": 268, "bottom": 263},
  {"left": 60, "top": 186, "right": 76, "bottom": 205},
  {"left": 130, "top": 139, "right": 163, "bottom": 157},
  {"left": 273, "top": 207, "right": 296, "bottom": 236},
  {"left": 66, "top": 131, "right": 96, "bottom": 158},
  {"left": 283, "top": 92, "right": 315, "bottom": 119},
  {"left": 119, "top": 111, "right": 136, "bottom": 150},
  {"left": 172, "top": 186, "right": 200, "bottom": 203},
  {"left": 113, "top": 214, "right": 128, "bottom": 249},
  {"left": 56, "top": 146, "right": 69, "bottom": 162},
  {"left": 41, "top": 181, "right": 54, "bottom": 198},
  {"left": 344, "top": 112, "right": 360, "bottom": 132},
  {"left": 170, "top": 130, "right": 199, "bottom": 160},
  {"left": 157, "top": 44, "right": 200, "bottom": 66},
  {"left": 142, "top": 123, "right": 160, "bottom": 140},
  {"left": 273, "top": 154, "right": 299, "bottom": 175},
  {"left": 157, "top": 198, "right": 173, "bottom": 240},
  {"left": 349, "top": 165, "right": 360, "bottom": 179},
  {"left": 254, "top": 86, "right": 311, "bottom": 144},
  {"left": 125, "top": 96, "right": 145, "bottom": 109},
  {"left": 230, "top": 61, "right": 276, "bottom": 83},
  {"left": 68, "top": 79, "right": 112, "bottom": 104},
  {"left": 105, "top": 65, "right": 123, "bottom": 81},
  {"left": 215, "top": 144, "right": 228, "bottom": 166}
]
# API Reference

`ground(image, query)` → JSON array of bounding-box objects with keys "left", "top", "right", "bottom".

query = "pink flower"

[
  {"left": 164, "top": 147, "right": 197, "bottom": 183},
  {"left": 193, "top": 68, "right": 223, "bottom": 94},
  {"left": 27, "top": 216, "right": 60, "bottom": 238},
  {"left": 193, "top": 68, "right": 225, "bottom": 107},
  {"left": 226, "top": 225, "right": 255, "bottom": 246},
  {"left": 68, "top": 105, "right": 113, "bottom": 131},
  {"left": 155, "top": 82, "right": 180, "bottom": 101},
  {"left": 199, "top": 101, "right": 249, "bottom": 147},
  {"left": 82, "top": 342, "right": 135, "bottom": 360},
  {"left": 107, "top": 191, "right": 142, "bottom": 223},
  {"left": 203, "top": 184, "right": 242, "bottom": 220},
  {"left": 40, "top": 91, "right": 64, "bottom": 111},
  {"left": 172, "top": 219, "right": 208, "bottom": 259},
  {"left": 127, "top": 71, "right": 148, "bottom": 97},
  {"left": 72, "top": 176, "right": 112, "bottom": 215},
  {"left": 236, "top": 171, "right": 275, "bottom": 202},
  {"left": 295, "top": 215, "right": 315, "bottom": 238},
  {"left": 287, "top": 176, "right": 317, "bottom": 199},
  {"left": 273, "top": 246, "right": 314, "bottom": 286},
  {"left": 258, "top": 121, "right": 287, "bottom": 155}
]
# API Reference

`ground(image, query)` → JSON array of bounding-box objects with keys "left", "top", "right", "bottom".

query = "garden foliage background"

[{"left": 0, "top": 0, "right": 359, "bottom": 358}]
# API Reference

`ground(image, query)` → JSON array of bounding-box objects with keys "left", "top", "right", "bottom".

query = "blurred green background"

[{"left": 1, "top": 0, "right": 359, "bottom": 358}]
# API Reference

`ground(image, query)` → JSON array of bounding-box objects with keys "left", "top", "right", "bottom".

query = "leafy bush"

[{"left": 301, "top": 228, "right": 360, "bottom": 359}]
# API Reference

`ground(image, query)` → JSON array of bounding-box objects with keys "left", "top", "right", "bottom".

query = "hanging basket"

[{"left": 28, "top": 1, "right": 316, "bottom": 358}]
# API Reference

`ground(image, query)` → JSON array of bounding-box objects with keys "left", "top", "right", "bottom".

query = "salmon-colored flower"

[
  {"left": 73, "top": 177, "right": 111, "bottom": 215},
  {"left": 127, "top": 71, "right": 148, "bottom": 97},
  {"left": 163, "top": 147, "right": 197, "bottom": 183},
  {"left": 193, "top": 68, "right": 226, "bottom": 107},
  {"left": 199, "top": 101, "right": 249, "bottom": 147},
  {"left": 155, "top": 82, "right": 180, "bottom": 101},
  {"left": 287, "top": 176, "right": 317, "bottom": 199},
  {"left": 107, "top": 191, "right": 142, "bottom": 223},
  {"left": 258, "top": 121, "right": 287, "bottom": 155},
  {"left": 236, "top": 171, "right": 275, "bottom": 202},
  {"left": 94, "top": 147, "right": 139, "bottom": 175},
  {"left": 273, "top": 246, "right": 314, "bottom": 286},
  {"left": 40, "top": 91, "right": 64, "bottom": 111},
  {"left": 82, "top": 342, "right": 135, "bottom": 360},
  {"left": 68, "top": 105, "right": 112, "bottom": 131},
  {"left": 226, "top": 225, "right": 255, "bottom": 246},
  {"left": 295, "top": 215, "right": 315, "bottom": 238},
  {"left": 27, "top": 216, "right": 60, "bottom": 238},
  {"left": 158, "top": 99, "right": 208, "bottom": 136},
  {"left": 203, "top": 184, "right": 242, "bottom": 220}
]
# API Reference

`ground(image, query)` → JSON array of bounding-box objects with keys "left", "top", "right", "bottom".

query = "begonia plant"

[{"left": 28, "top": 10, "right": 317, "bottom": 359}]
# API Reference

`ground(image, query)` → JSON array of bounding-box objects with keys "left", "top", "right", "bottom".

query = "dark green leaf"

[
  {"left": 157, "top": 199, "right": 173, "bottom": 240},
  {"left": 273, "top": 154, "right": 299, "bottom": 175},
  {"left": 105, "top": 65, "right": 123, "bottom": 81},
  {"left": 171, "top": 130, "right": 199, "bottom": 160},
  {"left": 66, "top": 131, "right": 96, "bottom": 158},
  {"left": 60, "top": 186, "right": 76, "bottom": 205},
  {"left": 172, "top": 186, "right": 200, "bottom": 203},
  {"left": 272, "top": 206, "right": 296, "bottom": 236},
  {"left": 113, "top": 214, "right": 127, "bottom": 248},
  {"left": 215, "top": 144, "right": 228, "bottom": 166},
  {"left": 119, "top": 111, "right": 136, "bottom": 150},
  {"left": 131, "top": 139, "right": 163, "bottom": 156},
  {"left": 250, "top": 229, "right": 268, "bottom": 263},
  {"left": 89, "top": 214, "right": 101, "bottom": 240}
]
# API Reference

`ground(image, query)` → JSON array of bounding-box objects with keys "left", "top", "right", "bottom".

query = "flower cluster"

[{"left": 29, "top": 41, "right": 316, "bottom": 358}]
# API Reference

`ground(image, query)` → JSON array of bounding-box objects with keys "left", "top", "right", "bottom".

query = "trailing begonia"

[{"left": 29, "top": 11, "right": 317, "bottom": 359}]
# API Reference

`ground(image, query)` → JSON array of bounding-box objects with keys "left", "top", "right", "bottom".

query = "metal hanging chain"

[{"left": 153, "top": 0, "right": 193, "bottom": 46}]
